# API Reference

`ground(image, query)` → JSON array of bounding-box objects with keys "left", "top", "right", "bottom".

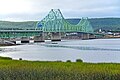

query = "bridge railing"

[{"left": 0, "top": 30, "right": 43, "bottom": 38}]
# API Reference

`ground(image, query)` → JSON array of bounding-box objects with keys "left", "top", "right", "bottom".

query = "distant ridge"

[
  {"left": 66, "top": 18, "right": 120, "bottom": 31},
  {"left": 0, "top": 21, "right": 37, "bottom": 30},
  {"left": 0, "top": 18, "right": 120, "bottom": 31}
]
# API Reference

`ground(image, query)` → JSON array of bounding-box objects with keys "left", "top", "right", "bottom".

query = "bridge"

[
  {"left": 38, "top": 9, "right": 93, "bottom": 33},
  {"left": 0, "top": 30, "right": 44, "bottom": 44},
  {"left": 37, "top": 9, "right": 95, "bottom": 41},
  {"left": 0, "top": 9, "right": 100, "bottom": 44}
]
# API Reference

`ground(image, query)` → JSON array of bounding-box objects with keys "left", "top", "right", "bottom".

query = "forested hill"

[
  {"left": 67, "top": 18, "right": 120, "bottom": 31},
  {"left": 0, "top": 21, "right": 37, "bottom": 30},
  {"left": 0, "top": 18, "right": 120, "bottom": 31}
]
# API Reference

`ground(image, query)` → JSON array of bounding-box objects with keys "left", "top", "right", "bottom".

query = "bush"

[
  {"left": 19, "top": 58, "right": 22, "bottom": 60},
  {"left": 66, "top": 60, "right": 71, "bottom": 62},
  {"left": 76, "top": 59, "right": 83, "bottom": 62},
  {"left": 55, "top": 60, "right": 62, "bottom": 62}
]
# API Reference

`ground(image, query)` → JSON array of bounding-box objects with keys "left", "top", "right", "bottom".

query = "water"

[{"left": 0, "top": 39, "right": 120, "bottom": 63}]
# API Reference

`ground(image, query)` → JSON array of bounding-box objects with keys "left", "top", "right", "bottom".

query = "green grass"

[{"left": 0, "top": 59, "right": 120, "bottom": 80}]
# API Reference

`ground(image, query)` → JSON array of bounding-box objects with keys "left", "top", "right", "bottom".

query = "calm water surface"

[{"left": 0, "top": 39, "right": 120, "bottom": 63}]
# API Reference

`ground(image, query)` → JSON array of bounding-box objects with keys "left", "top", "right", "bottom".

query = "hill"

[
  {"left": 67, "top": 18, "right": 120, "bottom": 31},
  {"left": 0, "top": 18, "right": 120, "bottom": 31},
  {"left": 0, "top": 21, "right": 37, "bottom": 30}
]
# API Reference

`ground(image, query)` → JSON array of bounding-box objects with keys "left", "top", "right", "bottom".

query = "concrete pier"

[
  {"left": 89, "top": 34, "right": 95, "bottom": 39},
  {"left": 51, "top": 32, "right": 61, "bottom": 41},
  {"left": 81, "top": 33, "right": 90, "bottom": 40},
  {"left": 34, "top": 33, "right": 44, "bottom": 42},
  {"left": 21, "top": 37, "right": 30, "bottom": 43}
]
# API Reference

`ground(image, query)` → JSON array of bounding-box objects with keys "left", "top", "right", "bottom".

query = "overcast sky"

[{"left": 0, "top": 0, "right": 119, "bottom": 21}]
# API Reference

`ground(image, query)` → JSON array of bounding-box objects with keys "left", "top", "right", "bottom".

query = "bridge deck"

[{"left": 0, "top": 30, "right": 42, "bottom": 32}]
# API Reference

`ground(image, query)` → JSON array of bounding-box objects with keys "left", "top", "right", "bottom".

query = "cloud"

[
  {"left": 0, "top": 0, "right": 32, "bottom": 14},
  {"left": 0, "top": 0, "right": 119, "bottom": 21}
]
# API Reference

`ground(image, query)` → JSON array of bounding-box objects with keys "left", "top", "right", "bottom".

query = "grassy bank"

[
  {"left": 0, "top": 58, "right": 120, "bottom": 80},
  {"left": 0, "top": 56, "right": 12, "bottom": 60}
]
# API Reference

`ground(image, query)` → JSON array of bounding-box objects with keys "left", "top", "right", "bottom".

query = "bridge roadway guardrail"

[
  {"left": 0, "top": 30, "right": 43, "bottom": 32},
  {"left": 0, "top": 30, "right": 43, "bottom": 38}
]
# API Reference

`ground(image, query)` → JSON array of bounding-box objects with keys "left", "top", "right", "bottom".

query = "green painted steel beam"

[
  {"left": 37, "top": 9, "right": 94, "bottom": 33},
  {"left": 0, "top": 30, "right": 42, "bottom": 38}
]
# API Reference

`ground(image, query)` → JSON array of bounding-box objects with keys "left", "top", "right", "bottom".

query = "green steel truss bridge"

[
  {"left": 38, "top": 9, "right": 94, "bottom": 33},
  {"left": 0, "top": 9, "right": 96, "bottom": 39}
]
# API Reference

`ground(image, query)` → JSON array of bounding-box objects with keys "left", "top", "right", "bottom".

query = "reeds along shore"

[{"left": 0, "top": 58, "right": 120, "bottom": 80}]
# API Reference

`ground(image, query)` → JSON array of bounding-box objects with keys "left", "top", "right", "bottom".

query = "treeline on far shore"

[
  {"left": 0, "top": 56, "right": 120, "bottom": 80},
  {"left": 0, "top": 18, "right": 120, "bottom": 32}
]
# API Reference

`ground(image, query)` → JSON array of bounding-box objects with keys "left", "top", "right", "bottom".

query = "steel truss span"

[{"left": 38, "top": 9, "right": 94, "bottom": 33}]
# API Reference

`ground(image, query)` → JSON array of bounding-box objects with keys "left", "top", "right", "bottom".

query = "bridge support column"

[
  {"left": 43, "top": 32, "right": 51, "bottom": 40},
  {"left": 34, "top": 33, "right": 44, "bottom": 42},
  {"left": 8, "top": 38, "right": 22, "bottom": 44},
  {"left": 51, "top": 32, "right": 61, "bottom": 41},
  {"left": 21, "top": 37, "right": 30, "bottom": 43},
  {"left": 14, "top": 38, "right": 21, "bottom": 44},
  {"left": 81, "top": 33, "right": 90, "bottom": 40},
  {"left": 89, "top": 34, "right": 95, "bottom": 39}
]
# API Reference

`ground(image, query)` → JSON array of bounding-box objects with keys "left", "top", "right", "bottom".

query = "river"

[{"left": 0, "top": 39, "right": 120, "bottom": 63}]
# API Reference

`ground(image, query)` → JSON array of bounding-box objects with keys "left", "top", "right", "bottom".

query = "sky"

[{"left": 0, "top": 0, "right": 119, "bottom": 21}]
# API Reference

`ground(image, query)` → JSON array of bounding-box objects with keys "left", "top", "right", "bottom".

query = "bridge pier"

[
  {"left": 89, "top": 34, "right": 95, "bottom": 39},
  {"left": 34, "top": 33, "right": 44, "bottom": 42},
  {"left": 51, "top": 32, "right": 61, "bottom": 41},
  {"left": 21, "top": 37, "right": 30, "bottom": 43},
  {"left": 4, "top": 36, "right": 44, "bottom": 44},
  {"left": 81, "top": 33, "right": 90, "bottom": 40},
  {"left": 81, "top": 33, "right": 96, "bottom": 40},
  {"left": 11, "top": 37, "right": 33, "bottom": 44},
  {"left": 43, "top": 32, "right": 51, "bottom": 40},
  {"left": 12, "top": 38, "right": 21, "bottom": 44}
]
